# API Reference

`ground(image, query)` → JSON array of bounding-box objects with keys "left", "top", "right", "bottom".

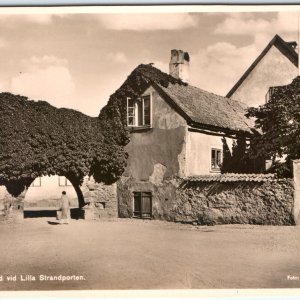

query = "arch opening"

[{"left": 23, "top": 175, "right": 83, "bottom": 219}]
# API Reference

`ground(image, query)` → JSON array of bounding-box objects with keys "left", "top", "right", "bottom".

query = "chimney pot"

[{"left": 169, "top": 49, "right": 190, "bottom": 83}]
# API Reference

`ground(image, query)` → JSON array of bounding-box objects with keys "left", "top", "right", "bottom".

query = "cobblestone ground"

[{"left": 0, "top": 218, "right": 299, "bottom": 291}]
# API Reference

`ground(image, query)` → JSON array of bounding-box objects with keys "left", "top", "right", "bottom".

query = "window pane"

[
  {"left": 144, "top": 115, "right": 150, "bottom": 126},
  {"left": 211, "top": 149, "right": 221, "bottom": 170},
  {"left": 128, "top": 107, "right": 135, "bottom": 117},
  {"left": 128, "top": 116, "right": 135, "bottom": 126},
  {"left": 127, "top": 98, "right": 136, "bottom": 126},
  {"left": 211, "top": 150, "right": 215, "bottom": 168},
  {"left": 128, "top": 98, "right": 134, "bottom": 108},
  {"left": 137, "top": 100, "right": 143, "bottom": 126},
  {"left": 143, "top": 96, "right": 151, "bottom": 126},
  {"left": 212, "top": 149, "right": 216, "bottom": 160},
  {"left": 217, "top": 150, "right": 221, "bottom": 167}
]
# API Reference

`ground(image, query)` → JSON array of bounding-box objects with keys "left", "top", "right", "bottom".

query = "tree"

[
  {"left": 221, "top": 136, "right": 264, "bottom": 174},
  {"left": 246, "top": 76, "right": 300, "bottom": 177},
  {"left": 0, "top": 64, "right": 186, "bottom": 205},
  {"left": 0, "top": 92, "right": 128, "bottom": 206}
]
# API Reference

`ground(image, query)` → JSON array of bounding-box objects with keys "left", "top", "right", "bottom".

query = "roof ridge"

[
  {"left": 167, "top": 81, "right": 250, "bottom": 109},
  {"left": 226, "top": 34, "right": 298, "bottom": 98}
]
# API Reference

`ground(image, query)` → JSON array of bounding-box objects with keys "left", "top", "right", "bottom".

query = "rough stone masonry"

[{"left": 118, "top": 175, "right": 295, "bottom": 225}]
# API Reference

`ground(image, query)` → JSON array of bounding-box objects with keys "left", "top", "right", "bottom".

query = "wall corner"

[{"left": 293, "top": 160, "right": 300, "bottom": 225}]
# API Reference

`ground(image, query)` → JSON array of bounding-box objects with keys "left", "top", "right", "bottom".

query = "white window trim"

[
  {"left": 127, "top": 93, "right": 152, "bottom": 128},
  {"left": 210, "top": 147, "right": 222, "bottom": 173}
]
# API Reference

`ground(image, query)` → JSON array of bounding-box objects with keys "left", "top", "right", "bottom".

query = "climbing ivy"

[
  {"left": 0, "top": 64, "right": 185, "bottom": 199},
  {"left": 96, "top": 63, "right": 187, "bottom": 181},
  {"left": 0, "top": 93, "right": 123, "bottom": 200}
]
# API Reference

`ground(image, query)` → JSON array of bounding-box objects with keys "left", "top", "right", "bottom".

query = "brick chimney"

[{"left": 169, "top": 49, "right": 190, "bottom": 83}]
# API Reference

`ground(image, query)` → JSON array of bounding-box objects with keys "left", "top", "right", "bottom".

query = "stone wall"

[
  {"left": 0, "top": 186, "right": 25, "bottom": 222},
  {"left": 82, "top": 177, "right": 118, "bottom": 219},
  {"left": 117, "top": 177, "right": 178, "bottom": 221},
  {"left": 117, "top": 176, "right": 295, "bottom": 225},
  {"left": 178, "top": 178, "right": 294, "bottom": 225}
]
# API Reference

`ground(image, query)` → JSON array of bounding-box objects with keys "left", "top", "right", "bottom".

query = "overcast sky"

[{"left": 0, "top": 10, "right": 298, "bottom": 116}]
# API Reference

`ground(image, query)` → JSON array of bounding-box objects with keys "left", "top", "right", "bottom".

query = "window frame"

[
  {"left": 126, "top": 93, "right": 152, "bottom": 128},
  {"left": 31, "top": 177, "right": 41, "bottom": 187},
  {"left": 58, "top": 176, "right": 72, "bottom": 187},
  {"left": 211, "top": 148, "right": 222, "bottom": 172}
]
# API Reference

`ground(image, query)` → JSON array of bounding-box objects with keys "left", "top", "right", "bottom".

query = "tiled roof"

[
  {"left": 186, "top": 173, "right": 276, "bottom": 183},
  {"left": 115, "top": 63, "right": 254, "bottom": 134},
  {"left": 157, "top": 83, "right": 255, "bottom": 133}
]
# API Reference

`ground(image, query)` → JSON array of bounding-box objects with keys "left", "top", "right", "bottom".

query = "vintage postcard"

[{"left": 0, "top": 4, "right": 300, "bottom": 298}]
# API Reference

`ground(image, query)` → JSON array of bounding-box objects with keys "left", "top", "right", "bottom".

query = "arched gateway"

[
  {"left": 23, "top": 175, "right": 79, "bottom": 218},
  {"left": 0, "top": 176, "right": 118, "bottom": 220}
]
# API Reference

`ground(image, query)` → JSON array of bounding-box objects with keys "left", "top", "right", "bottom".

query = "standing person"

[{"left": 60, "top": 191, "right": 71, "bottom": 224}]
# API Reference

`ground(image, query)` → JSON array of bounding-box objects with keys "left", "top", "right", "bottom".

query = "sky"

[{"left": 0, "top": 9, "right": 298, "bottom": 116}]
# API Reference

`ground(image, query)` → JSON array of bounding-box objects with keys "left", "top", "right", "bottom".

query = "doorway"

[{"left": 133, "top": 192, "right": 152, "bottom": 218}]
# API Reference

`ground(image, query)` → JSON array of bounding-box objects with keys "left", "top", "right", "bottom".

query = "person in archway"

[{"left": 60, "top": 191, "right": 71, "bottom": 224}]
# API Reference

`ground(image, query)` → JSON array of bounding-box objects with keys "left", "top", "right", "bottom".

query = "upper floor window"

[
  {"left": 127, "top": 95, "right": 152, "bottom": 127},
  {"left": 211, "top": 148, "right": 222, "bottom": 172}
]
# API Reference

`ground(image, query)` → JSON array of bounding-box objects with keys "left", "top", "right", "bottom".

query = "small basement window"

[
  {"left": 133, "top": 192, "right": 152, "bottom": 219},
  {"left": 127, "top": 95, "right": 152, "bottom": 127},
  {"left": 211, "top": 148, "right": 222, "bottom": 171}
]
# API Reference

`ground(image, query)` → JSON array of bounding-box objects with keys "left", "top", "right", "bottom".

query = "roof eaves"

[{"left": 188, "top": 120, "right": 253, "bottom": 137}]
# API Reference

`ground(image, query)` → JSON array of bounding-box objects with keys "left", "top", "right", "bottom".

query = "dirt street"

[{"left": 0, "top": 218, "right": 299, "bottom": 291}]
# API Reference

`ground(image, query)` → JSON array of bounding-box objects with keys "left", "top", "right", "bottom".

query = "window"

[
  {"left": 211, "top": 148, "right": 222, "bottom": 171},
  {"left": 31, "top": 177, "right": 41, "bottom": 187},
  {"left": 59, "top": 176, "right": 72, "bottom": 186},
  {"left": 127, "top": 95, "right": 152, "bottom": 127},
  {"left": 133, "top": 192, "right": 152, "bottom": 218}
]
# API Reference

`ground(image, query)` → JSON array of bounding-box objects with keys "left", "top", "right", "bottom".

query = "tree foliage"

[
  {"left": 246, "top": 76, "right": 300, "bottom": 177},
  {"left": 221, "top": 136, "right": 264, "bottom": 174},
  {"left": 0, "top": 92, "right": 127, "bottom": 199},
  {"left": 0, "top": 64, "right": 185, "bottom": 198}
]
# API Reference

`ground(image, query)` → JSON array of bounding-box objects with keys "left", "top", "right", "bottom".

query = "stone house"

[
  {"left": 227, "top": 34, "right": 298, "bottom": 108},
  {"left": 2, "top": 49, "right": 299, "bottom": 225},
  {"left": 117, "top": 50, "right": 257, "bottom": 219},
  {"left": 15, "top": 49, "right": 256, "bottom": 221}
]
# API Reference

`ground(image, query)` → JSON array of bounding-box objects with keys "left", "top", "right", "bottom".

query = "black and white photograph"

[{"left": 0, "top": 4, "right": 300, "bottom": 294}]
